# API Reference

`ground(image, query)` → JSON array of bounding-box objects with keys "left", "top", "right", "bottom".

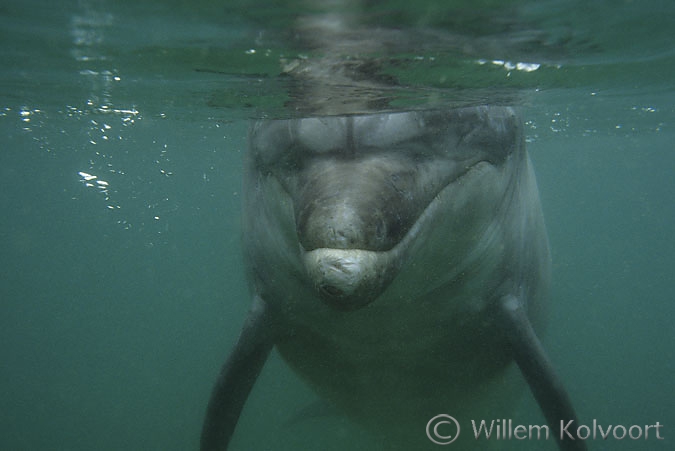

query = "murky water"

[{"left": 1, "top": 1, "right": 673, "bottom": 450}]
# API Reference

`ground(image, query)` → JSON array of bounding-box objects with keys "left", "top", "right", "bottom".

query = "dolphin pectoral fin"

[
  {"left": 496, "top": 295, "right": 587, "bottom": 451},
  {"left": 200, "top": 295, "right": 275, "bottom": 451}
]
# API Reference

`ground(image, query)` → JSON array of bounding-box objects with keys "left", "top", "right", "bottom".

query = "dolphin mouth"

[
  {"left": 302, "top": 247, "right": 401, "bottom": 311},
  {"left": 299, "top": 161, "right": 494, "bottom": 311}
]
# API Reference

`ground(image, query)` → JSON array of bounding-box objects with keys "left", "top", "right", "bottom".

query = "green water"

[{"left": 1, "top": 1, "right": 673, "bottom": 450}]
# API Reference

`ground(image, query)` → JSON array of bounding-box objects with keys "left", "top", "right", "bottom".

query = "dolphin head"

[{"left": 245, "top": 107, "right": 524, "bottom": 311}]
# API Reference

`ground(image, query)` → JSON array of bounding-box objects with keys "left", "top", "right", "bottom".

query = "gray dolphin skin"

[{"left": 200, "top": 108, "right": 587, "bottom": 450}]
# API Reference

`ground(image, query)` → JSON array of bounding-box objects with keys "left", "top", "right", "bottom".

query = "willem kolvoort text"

[{"left": 472, "top": 419, "right": 664, "bottom": 441}]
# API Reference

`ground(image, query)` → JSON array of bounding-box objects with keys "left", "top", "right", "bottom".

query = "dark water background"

[{"left": 1, "top": 0, "right": 673, "bottom": 450}]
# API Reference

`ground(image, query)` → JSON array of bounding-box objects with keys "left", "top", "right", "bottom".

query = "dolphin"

[{"left": 200, "top": 107, "right": 586, "bottom": 450}]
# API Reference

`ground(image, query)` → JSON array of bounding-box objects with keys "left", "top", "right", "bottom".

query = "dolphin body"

[{"left": 201, "top": 107, "right": 586, "bottom": 450}]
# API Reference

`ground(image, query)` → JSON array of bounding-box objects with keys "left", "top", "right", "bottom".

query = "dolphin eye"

[
  {"left": 458, "top": 107, "right": 520, "bottom": 163},
  {"left": 250, "top": 120, "right": 294, "bottom": 166}
]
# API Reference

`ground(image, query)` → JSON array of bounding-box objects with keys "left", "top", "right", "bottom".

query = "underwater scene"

[{"left": 1, "top": 1, "right": 673, "bottom": 450}]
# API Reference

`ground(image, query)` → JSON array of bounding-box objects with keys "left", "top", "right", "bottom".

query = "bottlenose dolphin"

[{"left": 200, "top": 107, "right": 586, "bottom": 450}]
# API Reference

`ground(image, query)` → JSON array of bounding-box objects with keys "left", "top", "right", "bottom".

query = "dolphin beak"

[{"left": 302, "top": 247, "right": 399, "bottom": 311}]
